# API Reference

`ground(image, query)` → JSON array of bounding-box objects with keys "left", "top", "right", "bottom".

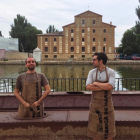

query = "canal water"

[
  {"left": 0, "top": 64, "right": 140, "bottom": 78},
  {"left": 0, "top": 64, "right": 140, "bottom": 91}
]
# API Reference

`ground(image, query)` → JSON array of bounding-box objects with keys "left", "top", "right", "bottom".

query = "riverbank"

[{"left": 0, "top": 60, "right": 140, "bottom": 65}]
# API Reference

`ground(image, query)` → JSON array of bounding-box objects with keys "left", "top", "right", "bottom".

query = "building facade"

[
  {"left": 37, "top": 10, "right": 116, "bottom": 60},
  {"left": 0, "top": 37, "right": 18, "bottom": 51}
]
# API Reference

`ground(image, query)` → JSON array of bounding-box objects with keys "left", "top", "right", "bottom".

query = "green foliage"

[
  {"left": 122, "top": 29, "right": 137, "bottom": 55},
  {"left": 9, "top": 14, "right": 42, "bottom": 52},
  {"left": 0, "top": 31, "right": 2, "bottom": 37},
  {"left": 119, "top": 1, "right": 140, "bottom": 55},
  {"left": 3, "top": 58, "right": 8, "bottom": 61},
  {"left": 116, "top": 46, "right": 123, "bottom": 54},
  {"left": 24, "top": 26, "right": 42, "bottom": 52},
  {"left": 46, "top": 25, "right": 59, "bottom": 33}
]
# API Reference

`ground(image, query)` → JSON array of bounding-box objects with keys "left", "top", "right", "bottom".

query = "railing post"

[{"left": 1, "top": 78, "right": 140, "bottom": 93}]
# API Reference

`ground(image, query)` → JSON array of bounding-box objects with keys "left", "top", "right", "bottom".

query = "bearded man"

[{"left": 14, "top": 57, "right": 51, "bottom": 119}]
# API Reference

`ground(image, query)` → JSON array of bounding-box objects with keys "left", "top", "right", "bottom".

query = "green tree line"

[
  {"left": 1, "top": 14, "right": 59, "bottom": 52},
  {"left": 117, "top": 1, "right": 140, "bottom": 55}
]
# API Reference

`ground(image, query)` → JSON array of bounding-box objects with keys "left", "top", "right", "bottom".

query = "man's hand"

[
  {"left": 23, "top": 101, "right": 30, "bottom": 108},
  {"left": 32, "top": 101, "right": 40, "bottom": 107},
  {"left": 93, "top": 82, "right": 98, "bottom": 86}
]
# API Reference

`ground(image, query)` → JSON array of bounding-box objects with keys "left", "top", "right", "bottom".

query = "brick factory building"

[{"left": 37, "top": 10, "right": 116, "bottom": 61}]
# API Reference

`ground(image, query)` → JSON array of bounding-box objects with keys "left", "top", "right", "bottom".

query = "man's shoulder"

[
  {"left": 16, "top": 73, "right": 26, "bottom": 81},
  {"left": 36, "top": 72, "right": 46, "bottom": 78},
  {"left": 106, "top": 67, "right": 115, "bottom": 73},
  {"left": 89, "top": 68, "right": 97, "bottom": 74},
  {"left": 17, "top": 73, "right": 26, "bottom": 78}
]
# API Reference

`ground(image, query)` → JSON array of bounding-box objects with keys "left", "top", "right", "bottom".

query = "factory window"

[
  {"left": 54, "top": 47, "right": 57, "bottom": 52},
  {"left": 82, "top": 47, "right": 85, "bottom": 52},
  {"left": 54, "top": 38, "right": 56, "bottom": 41},
  {"left": 82, "top": 29, "right": 85, "bottom": 33},
  {"left": 103, "top": 29, "right": 106, "bottom": 33},
  {"left": 45, "top": 47, "right": 48, "bottom": 52},
  {"left": 82, "top": 19, "right": 85, "bottom": 25},
  {"left": 71, "top": 29, "right": 74, "bottom": 33},
  {"left": 93, "top": 20, "right": 96, "bottom": 24},
  {"left": 82, "top": 38, "right": 85, "bottom": 42},
  {"left": 93, "top": 38, "right": 95, "bottom": 42},
  {"left": 54, "top": 55, "right": 57, "bottom": 58},
  {"left": 45, "top": 38, "right": 48, "bottom": 42},
  {"left": 93, "top": 29, "right": 95, "bottom": 33},
  {"left": 45, "top": 55, "right": 48, "bottom": 58},
  {"left": 71, "top": 47, "right": 74, "bottom": 52},
  {"left": 103, "top": 47, "right": 106, "bottom": 53},
  {"left": 92, "top": 47, "right": 96, "bottom": 52},
  {"left": 71, "top": 55, "right": 74, "bottom": 58},
  {"left": 71, "top": 38, "right": 74, "bottom": 42}
]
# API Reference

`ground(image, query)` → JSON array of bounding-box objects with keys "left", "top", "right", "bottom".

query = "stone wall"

[
  {"left": 42, "top": 53, "right": 115, "bottom": 61},
  {"left": 4, "top": 51, "right": 32, "bottom": 60},
  {"left": 0, "top": 49, "right": 5, "bottom": 60}
]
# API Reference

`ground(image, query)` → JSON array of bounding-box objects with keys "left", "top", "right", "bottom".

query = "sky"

[{"left": 0, "top": 0, "right": 139, "bottom": 47}]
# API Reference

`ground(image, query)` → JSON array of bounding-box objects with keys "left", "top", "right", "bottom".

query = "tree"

[
  {"left": 116, "top": 45, "right": 123, "bottom": 54},
  {"left": 9, "top": 14, "right": 42, "bottom": 52},
  {"left": 118, "top": 1, "right": 140, "bottom": 55},
  {"left": 24, "top": 26, "right": 42, "bottom": 52},
  {"left": 120, "top": 29, "right": 137, "bottom": 55},
  {"left": 0, "top": 31, "right": 2, "bottom": 37},
  {"left": 46, "top": 25, "right": 59, "bottom": 33}
]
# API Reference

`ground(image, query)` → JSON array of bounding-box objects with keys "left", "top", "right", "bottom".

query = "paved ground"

[{"left": 0, "top": 110, "right": 140, "bottom": 123}]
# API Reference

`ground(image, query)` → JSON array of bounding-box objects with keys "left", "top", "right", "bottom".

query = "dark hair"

[
  {"left": 93, "top": 52, "right": 108, "bottom": 65},
  {"left": 25, "top": 57, "right": 36, "bottom": 64}
]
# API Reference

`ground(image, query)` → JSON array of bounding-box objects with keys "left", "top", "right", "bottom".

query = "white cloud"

[{"left": 0, "top": 0, "right": 139, "bottom": 46}]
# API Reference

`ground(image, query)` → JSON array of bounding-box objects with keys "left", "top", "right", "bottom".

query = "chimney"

[{"left": 110, "top": 22, "right": 112, "bottom": 25}]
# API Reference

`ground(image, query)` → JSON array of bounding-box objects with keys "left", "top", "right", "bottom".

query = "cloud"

[{"left": 0, "top": 0, "right": 139, "bottom": 46}]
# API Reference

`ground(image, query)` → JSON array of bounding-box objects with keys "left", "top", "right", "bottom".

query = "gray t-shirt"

[
  {"left": 86, "top": 67, "right": 115, "bottom": 88},
  {"left": 16, "top": 72, "right": 49, "bottom": 92}
]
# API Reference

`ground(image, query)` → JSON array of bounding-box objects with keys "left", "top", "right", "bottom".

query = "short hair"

[
  {"left": 93, "top": 52, "right": 108, "bottom": 65},
  {"left": 25, "top": 57, "right": 36, "bottom": 64}
]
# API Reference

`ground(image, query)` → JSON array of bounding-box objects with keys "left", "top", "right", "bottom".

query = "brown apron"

[
  {"left": 87, "top": 68, "right": 116, "bottom": 140},
  {"left": 18, "top": 72, "right": 45, "bottom": 119}
]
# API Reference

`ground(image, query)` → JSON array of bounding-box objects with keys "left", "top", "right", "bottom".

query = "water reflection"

[
  {"left": 1, "top": 64, "right": 140, "bottom": 79},
  {"left": 1, "top": 64, "right": 140, "bottom": 91}
]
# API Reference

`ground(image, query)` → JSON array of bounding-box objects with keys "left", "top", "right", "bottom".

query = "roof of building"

[
  {"left": 63, "top": 23, "right": 74, "bottom": 28},
  {"left": 37, "top": 31, "right": 64, "bottom": 36},
  {"left": 102, "top": 22, "right": 116, "bottom": 27},
  {"left": 75, "top": 10, "right": 102, "bottom": 17}
]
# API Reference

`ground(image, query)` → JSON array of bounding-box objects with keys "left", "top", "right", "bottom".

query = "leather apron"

[
  {"left": 87, "top": 67, "right": 116, "bottom": 140},
  {"left": 18, "top": 72, "right": 44, "bottom": 119}
]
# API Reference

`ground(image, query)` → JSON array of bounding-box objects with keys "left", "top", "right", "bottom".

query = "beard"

[{"left": 27, "top": 65, "right": 35, "bottom": 71}]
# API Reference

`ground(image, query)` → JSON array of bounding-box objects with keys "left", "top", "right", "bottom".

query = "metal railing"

[{"left": 0, "top": 78, "right": 140, "bottom": 92}]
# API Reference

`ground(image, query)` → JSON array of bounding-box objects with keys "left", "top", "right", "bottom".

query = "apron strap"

[
  {"left": 105, "top": 67, "right": 109, "bottom": 82},
  {"left": 95, "top": 67, "right": 109, "bottom": 82},
  {"left": 24, "top": 73, "right": 27, "bottom": 80},
  {"left": 35, "top": 72, "right": 39, "bottom": 80},
  {"left": 95, "top": 69, "right": 98, "bottom": 81}
]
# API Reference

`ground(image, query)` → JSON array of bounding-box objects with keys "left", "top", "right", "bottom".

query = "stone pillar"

[{"left": 33, "top": 47, "right": 42, "bottom": 62}]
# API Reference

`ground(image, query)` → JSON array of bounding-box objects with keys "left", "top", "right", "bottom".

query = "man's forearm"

[
  {"left": 86, "top": 84, "right": 103, "bottom": 91},
  {"left": 14, "top": 89, "right": 27, "bottom": 105},
  {"left": 38, "top": 84, "right": 51, "bottom": 104},
  {"left": 93, "top": 82, "right": 113, "bottom": 90}
]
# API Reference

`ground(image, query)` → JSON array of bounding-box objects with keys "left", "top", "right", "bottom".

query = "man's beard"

[{"left": 28, "top": 65, "right": 35, "bottom": 71}]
